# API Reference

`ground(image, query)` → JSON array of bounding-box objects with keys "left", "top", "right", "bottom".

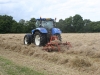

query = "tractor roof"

[{"left": 36, "top": 18, "right": 54, "bottom": 21}]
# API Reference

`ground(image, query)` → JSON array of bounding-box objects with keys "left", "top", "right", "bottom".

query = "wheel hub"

[
  {"left": 24, "top": 38, "right": 28, "bottom": 44},
  {"left": 35, "top": 35, "right": 40, "bottom": 46}
]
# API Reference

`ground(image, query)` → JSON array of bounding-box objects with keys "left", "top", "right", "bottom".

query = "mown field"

[
  {"left": 0, "top": 33, "right": 100, "bottom": 75},
  {"left": 0, "top": 56, "right": 45, "bottom": 75}
]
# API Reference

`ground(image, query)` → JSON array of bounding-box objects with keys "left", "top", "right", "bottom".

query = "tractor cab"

[{"left": 35, "top": 18, "right": 56, "bottom": 29}]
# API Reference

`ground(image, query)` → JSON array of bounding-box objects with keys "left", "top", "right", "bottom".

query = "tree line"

[
  {"left": 57, "top": 14, "right": 100, "bottom": 33},
  {"left": 0, "top": 14, "right": 100, "bottom": 33},
  {"left": 0, "top": 15, "right": 35, "bottom": 33}
]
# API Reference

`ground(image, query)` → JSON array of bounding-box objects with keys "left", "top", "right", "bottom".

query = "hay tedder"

[{"left": 24, "top": 17, "right": 71, "bottom": 52}]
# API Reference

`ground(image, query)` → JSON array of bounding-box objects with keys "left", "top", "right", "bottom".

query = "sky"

[{"left": 0, "top": 0, "right": 100, "bottom": 22}]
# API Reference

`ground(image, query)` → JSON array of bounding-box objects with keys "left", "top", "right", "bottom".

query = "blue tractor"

[{"left": 24, "top": 17, "right": 62, "bottom": 46}]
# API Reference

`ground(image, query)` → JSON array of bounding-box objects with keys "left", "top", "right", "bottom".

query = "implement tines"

[{"left": 42, "top": 35, "right": 72, "bottom": 52}]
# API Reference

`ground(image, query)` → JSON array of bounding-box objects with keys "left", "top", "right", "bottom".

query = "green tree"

[
  {"left": 0, "top": 15, "right": 14, "bottom": 33},
  {"left": 11, "top": 20, "right": 18, "bottom": 33},
  {"left": 18, "top": 19, "right": 26, "bottom": 33},
  {"left": 27, "top": 18, "right": 36, "bottom": 32},
  {"left": 19, "top": 19, "right": 25, "bottom": 25},
  {"left": 56, "top": 19, "right": 66, "bottom": 32},
  {"left": 89, "top": 21, "right": 100, "bottom": 32},
  {"left": 73, "top": 14, "right": 84, "bottom": 32},
  {"left": 64, "top": 16, "right": 74, "bottom": 32},
  {"left": 83, "top": 19, "right": 91, "bottom": 32}
]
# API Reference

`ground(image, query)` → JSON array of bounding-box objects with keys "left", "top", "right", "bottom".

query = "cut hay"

[
  {"left": 69, "top": 57, "right": 91, "bottom": 68},
  {"left": 0, "top": 33, "right": 100, "bottom": 75}
]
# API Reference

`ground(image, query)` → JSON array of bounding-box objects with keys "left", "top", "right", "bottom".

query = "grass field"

[
  {"left": 0, "top": 33, "right": 100, "bottom": 75},
  {"left": 0, "top": 56, "right": 45, "bottom": 75}
]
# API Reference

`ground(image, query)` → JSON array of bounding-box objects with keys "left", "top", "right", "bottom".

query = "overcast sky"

[{"left": 0, "top": 0, "right": 100, "bottom": 22}]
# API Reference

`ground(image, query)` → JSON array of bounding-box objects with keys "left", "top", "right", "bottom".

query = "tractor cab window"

[
  {"left": 36, "top": 20, "right": 55, "bottom": 29},
  {"left": 35, "top": 20, "right": 40, "bottom": 27},
  {"left": 42, "top": 21, "right": 54, "bottom": 29}
]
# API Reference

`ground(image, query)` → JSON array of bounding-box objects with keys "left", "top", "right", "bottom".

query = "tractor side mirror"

[
  {"left": 54, "top": 18, "right": 56, "bottom": 27},
  {"left": 40, "top": 17, "right": 42, "bottom": 27},
  {"left": 55, "top": 18, "right": 56, "bottom": 21}
]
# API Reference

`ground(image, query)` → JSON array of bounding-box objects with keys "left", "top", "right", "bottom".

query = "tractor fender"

[
  {"left": 52, "top": 28, "right": 62, "bottom": 35},
  {"left": 32, "top": 28, "right": 48, "bottom": 34}
]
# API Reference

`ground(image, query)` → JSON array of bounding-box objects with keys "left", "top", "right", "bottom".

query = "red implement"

[{"left": 43, "top": 35, "right": 72, "bottom": 52}]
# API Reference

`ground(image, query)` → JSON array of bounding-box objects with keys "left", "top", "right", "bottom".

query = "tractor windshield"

[
  {"left": 42, "top": 21, "right": 54, "bottom": 29},
  {"left": 35, "top": 20, "right": 55, "bottom": 29}
]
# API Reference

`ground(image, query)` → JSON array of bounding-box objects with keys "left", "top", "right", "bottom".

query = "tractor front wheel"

[{"left": 24, "top": 34, "right": 32, "bottom": 45}]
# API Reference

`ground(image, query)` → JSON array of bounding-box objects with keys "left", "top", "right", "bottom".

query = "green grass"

[{"left": 0, "top": 56, "right": 45, "bottom": 75}]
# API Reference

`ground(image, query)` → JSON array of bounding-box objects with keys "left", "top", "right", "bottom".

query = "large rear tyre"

[
  {"left": 34, "top": 32, "right": 47, "bottom": 46},
  {"left": 24, "top": 34, "right": 32, "bottom": 45}
]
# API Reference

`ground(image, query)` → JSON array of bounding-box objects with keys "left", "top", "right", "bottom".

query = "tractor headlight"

[
  {"left": 57, "top": 28, "right": 60, "bottom": 31},
  {"left": 57, "top": 28, "right": 61, "bottom": 31}
]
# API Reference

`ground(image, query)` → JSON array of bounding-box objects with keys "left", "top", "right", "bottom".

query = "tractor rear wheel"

[{"left": 34, "top": 32, "right": 47, "bottom": 46}]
